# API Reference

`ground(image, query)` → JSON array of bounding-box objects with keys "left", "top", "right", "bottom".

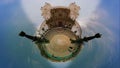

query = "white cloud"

[
  {"left": 50, "top": 61, "right": 71, "bottom": 68},
  {"left": 89, "top": 8, "right": 108, "bottom": 20},
  {"left": 77, "top": 8, "right": 108, "bottom": 30}
]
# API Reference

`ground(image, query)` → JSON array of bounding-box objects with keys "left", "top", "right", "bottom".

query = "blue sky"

[{"left": 0, "top": 0, "right": 119, "bottom": 68}]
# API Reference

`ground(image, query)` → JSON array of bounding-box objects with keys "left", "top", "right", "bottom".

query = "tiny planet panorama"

[{"left": 19, "top": 3, "right": 101, "bottom": 62}]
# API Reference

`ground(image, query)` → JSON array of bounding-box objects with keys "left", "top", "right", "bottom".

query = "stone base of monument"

[{"left": 36, "top": 27, "right": 82, "bottom": 62}]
